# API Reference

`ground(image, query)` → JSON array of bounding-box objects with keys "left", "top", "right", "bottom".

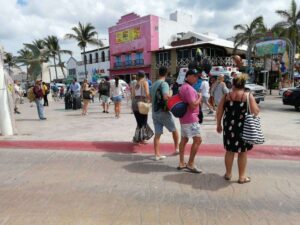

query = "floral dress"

[{"left": 223, "top": 93, "right": 253, "bottom": 152}]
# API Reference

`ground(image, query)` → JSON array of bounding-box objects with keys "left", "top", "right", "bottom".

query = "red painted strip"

[{"left": 0, "top": 140, "right": 299, "bottom": 161}]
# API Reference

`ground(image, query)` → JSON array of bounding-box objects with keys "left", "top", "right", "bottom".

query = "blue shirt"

[
  {"left": 192, "top": 78, "right": 202, "bottom": 92},
  {"left": 69, "top": 82, "right": 81, "bottom": 96}
]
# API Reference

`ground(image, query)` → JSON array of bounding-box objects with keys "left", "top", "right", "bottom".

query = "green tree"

[
  {"left": 17, "top": 48, "right": 33, "bottom": 81},
  {"left": 233, "top": 16, "right": 265, "bottom": 71},
  {"left": 64, "top": 22, "right": 102, "bottom": 78},
  {"left": 274, "top": 0, "right": 300, "bottom": 53},
  {"left": 44, "top": 35, "right": 72, "bottom": 80},
  {"left": 4, "top": 52, "right": 18, "bottom": 76},
  {"left": 17, "top": 44, "right": 50, "bottom": 80}
]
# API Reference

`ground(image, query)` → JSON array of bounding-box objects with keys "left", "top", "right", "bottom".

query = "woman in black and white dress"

[{"left": 216, "top": 74, "right": 259, "bottom": 184}]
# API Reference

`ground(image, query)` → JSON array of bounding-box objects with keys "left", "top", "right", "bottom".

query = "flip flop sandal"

[
  {"left": 186, "top": 166, "right": 202, "bottom": 174},
  {"left": 176, "top": 163, "right": 187, "bottom": 170},
  {"left": 238, "top": 177, "right": 251, "bottom": 184},
  {"left": 224, "top": 174, "right": 232, "bottom": 181}
]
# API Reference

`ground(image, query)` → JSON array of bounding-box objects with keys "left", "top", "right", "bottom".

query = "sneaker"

[
  {"left": 155, "top": 155, "right": 166, "bottom": 161},
  {"left": 105, "top": 111, "right": 109, "bottom": 113},
  {"left": 102, "top": 110, "right": 105, "bottom": 113},
  {"left": 207, "top": 110, "right": 214, "bottom": 115},
  {"left": 175, "top": 148, "right": 180, "bottom": 154}
]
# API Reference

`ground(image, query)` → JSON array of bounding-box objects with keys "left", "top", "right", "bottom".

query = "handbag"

[
  {"left": 242, "top": 93, "right": 265, "bottom": 145},
  {"left": 138, "top": 102, "right": 151, "bottom": 115},
  {"left": 82, "top": 90, "right": 92, "bottom": 100}
]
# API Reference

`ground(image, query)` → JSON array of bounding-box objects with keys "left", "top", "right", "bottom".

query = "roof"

[{"left": 152, "top": 31, "right": 248, "bottom": 52}]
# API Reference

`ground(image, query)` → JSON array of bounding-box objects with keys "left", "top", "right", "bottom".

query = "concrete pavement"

[
  {"left": 0, "top": 93, "right": 299, "bottom": 224},
  {"left": 0, "top": 148, "right": 299, "bottom": 225}
]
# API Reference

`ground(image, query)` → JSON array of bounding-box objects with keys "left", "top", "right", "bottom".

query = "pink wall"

[{"left": 109, "top": 13, "right": 159, "bottom": 76}]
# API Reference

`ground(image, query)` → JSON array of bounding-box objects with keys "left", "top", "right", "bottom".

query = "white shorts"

[{"left": 180, "top": 122, "right": 201, "bottom": 138}]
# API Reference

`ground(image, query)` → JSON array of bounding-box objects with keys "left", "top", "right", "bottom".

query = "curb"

[{"left": 0, "top": 140, "right": 299, "bottom": 161}]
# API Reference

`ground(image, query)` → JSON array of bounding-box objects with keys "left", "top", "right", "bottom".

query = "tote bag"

[
  {"left": 138, "top": 102, "right": 151, "bottom": 115},
  {"left": 242, "top": 93, "right": 265, "bottom": 145}
]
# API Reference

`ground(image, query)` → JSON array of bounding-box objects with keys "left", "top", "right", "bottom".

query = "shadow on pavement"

[
  {"left": 123, "top": 162, "right": 175, "bottom": 174},
  {"left": 16, "top": 119, "right": 40, "bottom": 122},
  {"left": 163, "top": 173, "right": 232, "bottom": 191}
]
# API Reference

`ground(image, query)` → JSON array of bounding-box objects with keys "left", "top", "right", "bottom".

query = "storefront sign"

[
  {"left": 116, "top": 27, "right": 141, "bottom": 43},
  {"left": 255, "top": 40, "right": 286, "bottom": 57}
]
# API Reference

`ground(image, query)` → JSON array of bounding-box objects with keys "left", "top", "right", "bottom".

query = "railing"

[
  {"left": 155, "top": 60, "right": 171, "bottom": 68},
  {"left": 113, "top": 59, "right": 144, "bottom": 68},
  {"left": 77, "top": 58, "right": 110, "bottom": 66}
]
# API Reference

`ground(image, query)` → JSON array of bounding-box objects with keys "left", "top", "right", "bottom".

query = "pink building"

[{"left": 108, "top": 11, "right": 193, "bottom": 82}]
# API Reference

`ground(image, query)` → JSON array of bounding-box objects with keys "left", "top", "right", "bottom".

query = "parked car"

[
  {"left": 279, "top": 88, "right": 289, "bottom": 96},
  {"left": 282, "top": 85, "right": 300, "bottom": 111},
  {"left": 244, "top": 81, "right": 267, "bottom": 104},
  {"left": 109, "top": 79, "right": 129, "bottom": 96}
]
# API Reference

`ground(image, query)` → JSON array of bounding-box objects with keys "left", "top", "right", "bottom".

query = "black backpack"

[
  {"left": 154, "top": 81, "right": 168, "bottom": 112},
  {"left": 99, "top": 82, "right": 109, "bottom": 94}
]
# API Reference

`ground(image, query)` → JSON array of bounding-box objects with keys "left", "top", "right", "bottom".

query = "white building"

[{"left": 66, "top": 46, "right": 110, "bottom": 82}]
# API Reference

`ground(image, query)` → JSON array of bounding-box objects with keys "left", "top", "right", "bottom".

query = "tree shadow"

[{"left": 163, "top": 173, "right": 232, "bottom": 191}]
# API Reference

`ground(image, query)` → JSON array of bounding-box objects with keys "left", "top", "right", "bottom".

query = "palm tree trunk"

[
  {"left": 83, "top": 47, "right": 87, "bottom": 79},
  {"left": 53, "top": 55, "right": 58, "bottom": 80},
  {"left": 58, "top": 53, "right": 66, "bottom": 78}
]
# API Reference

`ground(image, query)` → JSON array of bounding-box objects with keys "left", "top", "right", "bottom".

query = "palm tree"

[
  {"left": 274, "top": 0, "right": 300, "bottom": 53},
  {"left": 4, "top": 52, "right": 18, "bottom": 76},
  {"left": 17, "top": 43, "right": 50, "bottom": 80},
  {"left": 17, "top": 48, "right": 33, "bottom": 81},
  {"left": 233, "top": 16, "right": 265, "bottom": 71},
  {"left": 32, "top": 39, "right": 45, "bottom": 50},
  {"left": 44, "top": 35, "right": 72, "bottom": 80},
  {"left": 64, "top": 22, "right": 102, "bottom": 78}
]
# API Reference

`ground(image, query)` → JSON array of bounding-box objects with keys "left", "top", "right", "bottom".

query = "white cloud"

[{"left": 0, "top": 0, "right": 293, "bottom": 60}]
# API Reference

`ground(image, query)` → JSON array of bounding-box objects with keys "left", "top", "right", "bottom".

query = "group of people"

[
  {"left": 28, "top": 68, "right": 260, "bottom": 183},
  {"left": 129, "top": 67, "right": 259, "bottom": 184}
]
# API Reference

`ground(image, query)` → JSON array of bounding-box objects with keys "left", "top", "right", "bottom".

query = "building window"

[
  {"left": 115, "top": 56, "right": 122, "bottom": 67},
  {"left": 125, "top": 54, "right": 132, "bottom": 66},
  {"left": 89, "top": 54, "right": 92, "bottom": 64},
  {"left": 95, "top": 53, "right": 99, "bottom": 63},
  {"left": 102, "top": 51, "right": 105, "bottom": 62},
  {"left": 135, "top": 52, "right": 144, "bottom": 65},
  {"left": 156, "top": 51, "right": 170, "bottom": 64},
  {"left": 177, "top": 49, "right": 189, "bottom": 60},
  {"left": 68, "top": 68, "right": 76, "bottom": 76}
]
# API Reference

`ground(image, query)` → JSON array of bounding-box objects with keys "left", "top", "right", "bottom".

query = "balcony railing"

[
  {"left": 77, "top": 57, "right": 110, "bottom": 66},
  {"left": 113, "top": 59, "right": 144, "bottom": 68}
]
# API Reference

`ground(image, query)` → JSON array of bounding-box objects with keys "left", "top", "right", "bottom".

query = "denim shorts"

[
  {"left": 152, "top": 111, "right": 176, "bottom": 135},
  {"left": 180, "top": 122, "right": 201, "bottom": 138},
  {"left": 112, "top": 95, "right": 122, "bottom": 102}
]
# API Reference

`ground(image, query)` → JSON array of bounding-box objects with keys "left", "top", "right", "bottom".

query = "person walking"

[
  {"left": 59, "top": 86, "right": 64, "bottom": 99},
  {"left": 98, "top": 77, "right": 110, "bottom": 113},
  {"left": 216, "top": 74, "right": 259, "bottom": 184},
  {"left": 42, "top": 82, "right": 49, "bottom": 106},
  {"left": 151, "top": 66, "right": 179, "bottom": 160},
  {"left": 200, "top": 74, "right": 214, "bottom": 114},
  {"left": 131, "top": 71, "right": 154, "bottom": 144},
  {"left": 81, "top": 79, "right": 94, "bottom": 116},
  {"left": 177, "top": 69, "right": 202, "bottom": 173},
  {"left": 13, "top": 80, "right": 21, "bottom": 114},
  {"left": 33, "top": 79, "right": 46, "bottom": 120},
  {"left": 211, "top": 74, "right": 229, "bottom": 108},
  {"left": 110, "top": 76, "right": 123, "bottom": 118}
]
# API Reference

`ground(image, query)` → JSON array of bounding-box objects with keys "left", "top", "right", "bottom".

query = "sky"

[{"left": 0, "top": 0, "right": 293, "bottom": 61}]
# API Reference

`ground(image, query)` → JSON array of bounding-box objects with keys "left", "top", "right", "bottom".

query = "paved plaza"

[{"left": 0, "top": 92, "right": 299, "bottom": 225}]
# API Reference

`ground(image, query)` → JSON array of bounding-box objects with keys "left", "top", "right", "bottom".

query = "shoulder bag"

[{"left": 242, "top": 93, "right": 265, "bottom": 145}]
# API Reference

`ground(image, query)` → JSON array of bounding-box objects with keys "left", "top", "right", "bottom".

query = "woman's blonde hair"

[{"left": 233, "top": 73, "right": 248, "bottom": 89}]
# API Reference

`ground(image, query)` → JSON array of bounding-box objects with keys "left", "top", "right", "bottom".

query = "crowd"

[{"left": 18, "top": 65, "right": 261, "bottom": 184}]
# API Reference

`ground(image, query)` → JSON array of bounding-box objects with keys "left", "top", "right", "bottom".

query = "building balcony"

[{"left": 113, "top": 59, "right": 145, "bottom": 69}]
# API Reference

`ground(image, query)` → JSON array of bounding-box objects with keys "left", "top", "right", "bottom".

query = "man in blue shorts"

[{"left": 151, "top": 66, "right": 179, "bottom": 161}]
